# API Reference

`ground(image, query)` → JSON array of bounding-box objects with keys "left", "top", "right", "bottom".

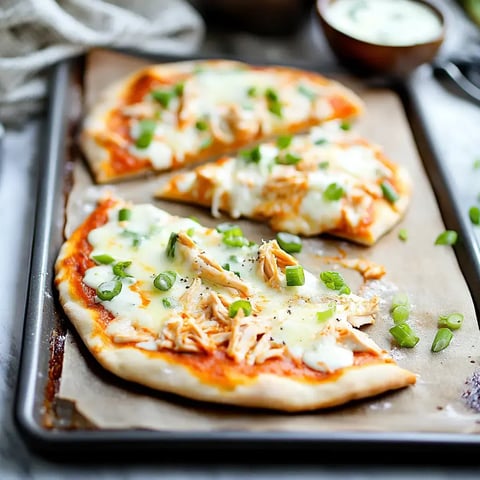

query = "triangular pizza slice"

[
  {"left": 79, "top": 59, "right": 364, "bottom": 183},
  {"left": 155, "top": 120, "right": 412, "bottom": 246}
]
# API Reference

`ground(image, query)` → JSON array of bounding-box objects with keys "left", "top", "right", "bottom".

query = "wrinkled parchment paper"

[{"left": 57, "top": 49, "right": 480, "bottom": 433}]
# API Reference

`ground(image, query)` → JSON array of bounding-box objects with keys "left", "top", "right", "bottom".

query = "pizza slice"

[
  {"left": 79, "top": 59, "right": 364, "bottom": 184},
  {"left": 155, "top": 120, "right": 412, "bottom": 246},
  {"left": 54, "top": 195, "right": 416, "bottom": 412}
]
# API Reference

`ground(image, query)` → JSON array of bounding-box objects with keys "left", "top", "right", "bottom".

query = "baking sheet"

[
  {"left": 49, "top": 48, "right": 480, "bottom": 434},
  {"left": 15, "top": 51, "right": 480, "bottom": 462}
]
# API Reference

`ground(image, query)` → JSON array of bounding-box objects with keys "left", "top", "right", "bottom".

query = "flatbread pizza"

[
  {"left": 79, "top": 59, "right": 364, "bottom": 184},
  {"left": 155, "top": 120, "right": 412, "bottom": 246},
  {"left": 54, "top": 195, "right": 416, "bottom": 412}
]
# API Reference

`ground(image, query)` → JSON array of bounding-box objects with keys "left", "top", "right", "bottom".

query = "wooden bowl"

[{"left": 315, "top": 0, "right": 446, "bottom": 77}]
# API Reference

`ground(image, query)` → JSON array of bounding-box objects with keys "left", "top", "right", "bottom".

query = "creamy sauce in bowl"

[{"left": 324, "top": 0, "right": 444, "bottom": 46}]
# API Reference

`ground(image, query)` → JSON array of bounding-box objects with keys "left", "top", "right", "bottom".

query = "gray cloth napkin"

[{"left": 0, "top": 0, "right": 205, "bottom": 126}]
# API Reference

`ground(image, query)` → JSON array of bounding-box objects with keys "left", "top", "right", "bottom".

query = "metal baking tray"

[{"left": 13, "top": 50, "right": 480, "bottom": 462}]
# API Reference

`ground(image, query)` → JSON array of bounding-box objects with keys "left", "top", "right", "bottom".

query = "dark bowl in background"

[{"left": 315, "top": 0, "right": 446, "bottom": 77}]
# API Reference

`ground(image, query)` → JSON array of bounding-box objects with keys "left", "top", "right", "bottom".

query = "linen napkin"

[{"left": 0, "top": 0, "right": 205, "bottom": 126}]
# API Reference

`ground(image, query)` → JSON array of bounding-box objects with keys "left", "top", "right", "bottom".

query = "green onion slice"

[
  {"left": 195, "top": 119, "right": 208, "bottom": 131},
  {"left": 316, "top": 302, "right": 336, "bottom": 322},
  {"left": 174, "top": 82, "right": 184, "bottom": 96},
  {"left": 135, "top": 119, "right": 156, "bottom": 149},
  {"left": 247, "top": 86, "right": 257, "bottom": 97},
  {"left": 389, "top": 323, "right": 419, "bottom": 348},
  {"left": 276, "top": 152, "right": 301, "bottom": 165},
  {"left": 228, "top": 299, "right": 252, "bottom": 318},
  {"left": 166, "top": 232, "right": 178, "bottom": 258},
  {"left": 112, "top": 261, "right": 132, "bottom": 278},
  {"left": 434, "top": 230, "right": 458, "bottom": 245},
  {"left": 241, "top": 145, "right": 262, "bottom": 163},
  {"left": 153, "top": 271, "right": 177, "bottom": 291},
  {"left": 285, "top": 265, "right": 305, "bottom": 286},
  {"left": 438, "top": 313, "right": 464, "bottom": 330},
  {"left": 340, "top": 120, "right": 351, "bottom": 131},
  {"left": 151, "top": 89, "right": 174, "bottom": 108},
  {"left": 398, "top": 228, "right": 408, "bottom": 241},
  {"left": 391, "top": 305, "right": 410, "bottom": 324},
  {"left": 469, "top": 206, "right": 480, "bottom": 225},
  {"left": 222, "top": 230, "right": 250, "bottom": 248},
  {"left": 314, "top": 138, "right": 327, "bottom": 146},
  {"left": 276, "top": 135, "right": 292, "bottom": 149},
  {"left": 320, "top": 270, "right": 351, "bottom": 295},
  {"left": 97, "top": 279, "right": 122, "bottom": 301},
  {"left": 92, "top": 253, "right": 115, "bottom": 265},
  {"left": 318, "top": 161, "right": 329, "bottom": 169},
  {"left": 276, "top": 232, "right": 302, "bottom": 254},
  {"left": 380, "top": 180, "right": 399, "bottom": 203},
  {"left": 431, "top": 327, "right": 453, "bottom": 352},
  {"left": 162, "top": 297, "right": 174, "bottom": 308},
  {"left": 323, "top": 183, "right": 344, "bottom": 202},
  {"left": 118, "top": 208, "right": 131, "bottom": 222}
]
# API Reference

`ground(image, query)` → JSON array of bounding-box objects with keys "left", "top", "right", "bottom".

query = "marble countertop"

[{"left": 1, "top": 1, "right": 480, "bottom": 477}]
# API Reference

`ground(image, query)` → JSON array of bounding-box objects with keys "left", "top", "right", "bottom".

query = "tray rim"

[{"left": 13, "top": 50, "right": 480, "bottom": 460}]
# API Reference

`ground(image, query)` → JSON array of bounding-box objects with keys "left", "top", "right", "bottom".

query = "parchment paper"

[{"left": 57, "top": 49, "right": 480, "bottom": 433}]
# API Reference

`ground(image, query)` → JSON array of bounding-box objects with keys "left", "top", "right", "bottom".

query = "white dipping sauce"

[{"left": 324, "top": 0, "right": 443, "bottom": 46}]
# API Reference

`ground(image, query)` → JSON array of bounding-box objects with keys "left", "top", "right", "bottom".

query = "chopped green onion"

[
  {"left": 118, "top": 208, "right": 131, "bottom": 222},
  {"left": 297, "top": 84, "right": 316, "bottom": 100},
  {"left": 222, "top": 230, "right": 250, "bottom": 248},
  {"left": 276, "top": 152, "right": 302, "bottom": 165},
  {"left": 265, "top": 88, "right": 282, "bottom": 117},
  {"left": 186, "top": 227, "right": 195, "bottom": 237},
  {"left": 276, "top": 232, "right": 302, "bottom": 254},
  {"left": 112, "top": 261, "right": 132, "bottom": 278},
  {"left": 340, "top": 121, "right": 351, "bottom": 131},
  {"left": 166, "top": 232, "right": 178, "bottom": 258},
  {"left": 389, "top": 323, "right": 419, "bottom": 348},
  {"left": 323, "top": 182, "right": 344, "bottom": 201},
  {"left": 318, "top": 161, "right": 329, "bottom": 169},
  {"left": 228, "top": 299, "right": 252, "bottom": 318},
  {"left": 438, "top": 313, "right": 464, "bottom": 330},
  {"left": 380, "top": 180, "right": 399, "bottom": 203},
  {"left": 173, "top": 82, "right": 184, "bottom": 96},
  {"left": 285, "top": 265, "right": 305, "bottom": 286},
  {"left": 320, "top": 270, "right": 351, "bottom": 295},
  {"left": 222, "top": 263, "right": 230, "bottom": 271},
  {"left": 241, "top": 145, "right": 262, "bottom": 163},
  {"left": 434, "top": 230, "right": 458, "bottom": 245},
  {"left": 96, "top": 279, "right": 122, "bottom": 301},
  {"left": 431, "top": 327, "right": 453, "bottom": 352},
  {"left": 92, "top": 253, "right": 115, "bottom": 265},
  {"left": 398, "top": 228, "right": 408, "bottom": 241},
  {"left": 151, "top": 89, "right": 174, "bottom": 108},
  {"left": 469, "top": 206, "right": 480, "bottom": 225},
  {"left": 121, "top": 230, "right": 144, "bottom": 247},
  {"left": 265, "top": 88, "right": 279, "bottom": 102},
  {"left": 153, "top": 271, "right": 177, "bottom": 291},
  {"left": 316, "top": 302, "right": 336, "bottom": 322},
  {"left": 473, "top": 158, "right": 480, "bottom": 169},
  {"left": 135, "top": 119, "right": 156, "bottom": 149},
  {"left": 276, "top": 135, "right": 292, "bottom": 149},
  {"left": 391, "top": 292, "right": 410, "bottom": 311},
  {"left": 195, "top": 119, "right": 208, "bottom": 131},
  {"left": 247, "top": 86, "right": 257, "bottom": 97},
  {"left": 314, "top": 138, "right": 327, "bottom": 145},
  {"left": 162, "top": 297, "right": 174, "bottom": 308},
  {"left": 391, "top": 305, "right": 410, "bottom": 324},
  {"left": 268, "top": 101, "right": 283, "bottom": 117}
]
